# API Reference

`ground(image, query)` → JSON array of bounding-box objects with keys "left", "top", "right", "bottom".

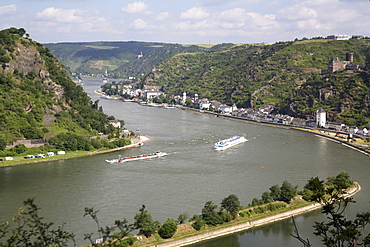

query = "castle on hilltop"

[{"left": 323, "top": 52, "right": 360, "bottom": 74}]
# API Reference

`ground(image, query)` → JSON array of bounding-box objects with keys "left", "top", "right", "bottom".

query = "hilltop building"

[{"left": 327, "top": 34, "right": 350, "bottom": 40}]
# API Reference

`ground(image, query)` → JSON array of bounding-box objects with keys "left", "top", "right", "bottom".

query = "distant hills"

[
  {"left": 44, "top": 37, "right": 370, "bottom": 126},
  {"left": 44, "top": 42, "right": 234, "bottom": 79},
  {"left": 139, "top": 39, "right": 370, "bottom": 126}
]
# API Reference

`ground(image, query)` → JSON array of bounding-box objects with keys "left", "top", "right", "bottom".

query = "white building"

[
  {"left": 182, "top": 92, "right": 187, "bottom": 105},
  {"left": 327, "top": 34, "right": 350, "bottom": 40},
  {"left": 108, "top": 120, "right": 121, "bottom": 129},
  {"left": 219, "top": 104, "right": 233, "bottom": 114},
  {"left": 199, "top": 99, "right": 211, "bottom": 110},
  {"left": 316, "top": 108, "right": 326, "bottom": 128},
  {"left": 145, "top": 91, "right": 163, "bottom": 99}
]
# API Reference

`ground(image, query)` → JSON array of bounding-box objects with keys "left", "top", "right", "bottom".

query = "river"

[{"left": 0, "top": 77, "right": 369, "bottom": 246}]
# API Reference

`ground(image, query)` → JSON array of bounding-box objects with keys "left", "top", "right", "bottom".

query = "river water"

[{"left": 0, "top": 77, "right": 369, "bottom": 246}]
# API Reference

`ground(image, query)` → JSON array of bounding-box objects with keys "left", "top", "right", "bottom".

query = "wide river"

[{"left": 1, "top": 77, "right": 369, "bottom": 246}]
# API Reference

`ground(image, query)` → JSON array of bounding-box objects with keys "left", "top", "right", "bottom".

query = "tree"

[
  {"left": 303, "top": 176, "right": 325, "bottom": 202},
  {"left": 13, "top": 144, "right": 27, "bottom": 154},
  {"left": 176, "top": 213, "right": 189, "bottom": 225},
  {"left": 292, "top": 173, "right": 370, "bottom": 246},
  {"left": 251, "top": 198, "right": 263, "bottom": 207},
  {"left": 133, "top": 205, "right": 160, "bottom": 238},
  {"left": 191, "top": 217, "right": 205, "bottom": 231},
  {"left": 261, "top": 191, "right": 273, "bottom": 204},
  {"left": 279, "top": 181, "right": 297, "bottom": 203},
  {"left": 326, "top": 171, "right": 354, "bottom": 190},
  {"left": 0, "top": 199, "right": 76, "bottom": 246},
  {"left": 221, "top": 194, "right": 242, "bottom": 218},
  {"left": 158, "top": 219, "right": 177, "bottom": 239},
  {"left": 269, "top": 184, "right": 281, "bottom": 201},
  {"left": 0, "top": 137, "right": 7, "bottom": 151},
  {"left": 201, "top": 201, "right": 223, "bottom": 226},
  {"left": 83, "top": 207, "right": 134, "bottom": 246}
]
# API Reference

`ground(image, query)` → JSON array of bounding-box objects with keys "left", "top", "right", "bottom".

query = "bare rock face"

[{"left": 5, "top": 45, "right": 45, "bottom": 75}]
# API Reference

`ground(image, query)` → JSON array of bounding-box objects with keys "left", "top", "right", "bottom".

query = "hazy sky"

[{"left": 1, "top": 0, "right": 369, "bottom": 44}]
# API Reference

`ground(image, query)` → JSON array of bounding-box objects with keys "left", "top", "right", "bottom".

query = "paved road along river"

[{"left": 0, "top": 77, "right": 369, "bottom": 246}]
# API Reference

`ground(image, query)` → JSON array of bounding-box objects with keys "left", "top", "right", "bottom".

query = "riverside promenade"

[{"left": 153, "top": 182, "right": 361, "bottom": 247}]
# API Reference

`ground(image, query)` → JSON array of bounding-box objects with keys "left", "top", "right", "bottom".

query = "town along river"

[{"left": 0, "top": 77, "right": 369, "bottom": 246}]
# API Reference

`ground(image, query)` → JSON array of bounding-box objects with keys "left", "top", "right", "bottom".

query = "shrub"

[
  {"left": 158, "top": 219, "right": 177, "bottom": 239},
  {"left": 219, "top": 211, "right": 233, "bottom": 223},
  {"left": 239, "top": 211, "right": 250, "bottom": 218},
  {"left": 253, "top": 206, "right": 266, "bottom": 214},
  {"left": 192, "top": 218, "right": 205, "bottom": 231}
]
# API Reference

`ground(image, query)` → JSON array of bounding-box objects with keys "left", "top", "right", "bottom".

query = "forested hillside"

[
  {"left": 44, "top": 41, "right": 165, "bottom": 77},
  {"left": 140, "top": 39, "right": 370, "bottom": 126},
  {"left": 0, "top": 28, "right": 116, "bottom": 145},
  {"left": 44, "top": 42, "right": 229, "bottom": 79}
]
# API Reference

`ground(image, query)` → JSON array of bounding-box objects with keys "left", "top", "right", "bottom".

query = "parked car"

[
  {"left": 5, "top": 157, "right": 14, "bottom": 161},
  {"left": 24, "top": 155, "right": 35, "bottom": 159},
  {"left": 36, "top": 154, "right": 46, "bottom": 158}
]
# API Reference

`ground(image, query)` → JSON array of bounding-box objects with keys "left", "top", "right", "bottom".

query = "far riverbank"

[{"left": 176, "top": 106, "right": 370, "bottom": 158}]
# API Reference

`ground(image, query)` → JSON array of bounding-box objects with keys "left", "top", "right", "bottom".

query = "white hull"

[
  {"left": 106, "top": 152, "right": 167, "bottom": 163},
  {"left": 213, "top": 136, "right": 247, "bottom": 151}
]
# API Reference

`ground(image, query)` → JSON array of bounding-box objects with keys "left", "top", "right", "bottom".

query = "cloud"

[
  {"left": 31, "top": 6, "right": 125, "bottom": 41},
  {"left": 130, "top": 19, "right": 148, "bottom": 29},
  {"left": 279, "top": 6, "right": 318, "bottom": 21},
  {"left": 122, "top": 1, "right": 152, "bottom": 15},
  {"left": 129, "top": 18, "right": 154, "bottom": 30},
  {"left": 216, "top": 8, "right": 278, "bottom": 31},
  {"left": 0, "top": 4, "right": 17, "bottom": 15},
  {"left": 36, "top": 7, "right": 87, "bottom": 23},
  {"left": 155, "top": 12, "right": 171, "bottom": 21},
  {"left": 181, "top": 7, "right": 210, "bottom": 20},
  {"left": 277, "top": 0, "right": 369, "bottom": 34}
]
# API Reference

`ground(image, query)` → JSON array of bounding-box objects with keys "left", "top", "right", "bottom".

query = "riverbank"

[
  {"left": 177, "top": 106, "right": 370, "bottom": 158},
  {"left": 0, "top": 136, "right": 149, "bottom": 168},
  {"left": 139, "top": 182, "right": 361, "bottom": 247}
]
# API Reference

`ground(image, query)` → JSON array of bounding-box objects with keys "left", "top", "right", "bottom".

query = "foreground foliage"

[
  {"left": 0, "top": 172, "right": 365, "bottom": 247},
  {"left": 292, "top": 172, "right": 370, "bottom": 246}
]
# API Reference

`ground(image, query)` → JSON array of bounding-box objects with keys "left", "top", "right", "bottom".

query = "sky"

[{"left": 1, "top": 0, "right": 369, "bottom": 44}]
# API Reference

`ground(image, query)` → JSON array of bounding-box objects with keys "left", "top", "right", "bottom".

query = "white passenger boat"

[
  {"left": 212, "top": 136, "right": 247, "bottom": 151},
  {"left": 105, "top": 151, "right": 167, "bottom": 163}
]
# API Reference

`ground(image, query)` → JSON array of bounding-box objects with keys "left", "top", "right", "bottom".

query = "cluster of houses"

[
  {"left": 173, "top": 91, "right": 369, "bottom": 137},
  {"left": 106, "top": 82, "right": 369, "bottom": 137}
]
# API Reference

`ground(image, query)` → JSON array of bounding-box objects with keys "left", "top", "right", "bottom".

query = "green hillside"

[
  {"left": 44, "top": 41, "right": 225, "bottom": 79},
  {"left": 0, "top": 28, "right": 117, "bottom": 144},
  {"left": 140, "top": 39, "right": 370, "bottom": 126}
]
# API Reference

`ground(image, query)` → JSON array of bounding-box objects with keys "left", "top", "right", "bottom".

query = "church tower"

[{"left": 316, "top": 108, "right": 326, "bottom": 128}]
